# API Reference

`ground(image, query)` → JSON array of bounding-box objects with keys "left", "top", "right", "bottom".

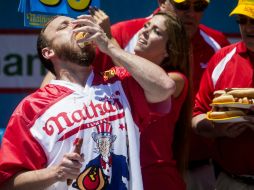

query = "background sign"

[
  {"left": 0, "top": 34, "right": 45, "bottom": 89},
  {"left": 18, "top": 0, "right": 100, "bottom": 28}
]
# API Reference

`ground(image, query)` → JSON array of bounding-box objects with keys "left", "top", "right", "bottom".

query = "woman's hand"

[
  {"left": 89, "top": 7, "right": 112, "bottom": 39},
  {"left": 72, "top": 15, "right": 112, "bottom": 53}
]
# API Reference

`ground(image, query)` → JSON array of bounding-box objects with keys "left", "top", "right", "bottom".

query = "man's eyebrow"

[
  {"left": 55, "top": 19, "right": 71, "bottom": 30},
  {"left": 60, "top": 19, "right": 70, "bottom": 25}
]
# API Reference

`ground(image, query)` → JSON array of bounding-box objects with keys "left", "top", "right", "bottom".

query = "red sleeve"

[
  {"left": 0, "top": 110, "right": 46, "bottom": 185},
  {"left": 171, "top": 72, "right": 189, "bottom": 110},
  {"left": 111, "top": 18, "right": 148, "bottom": 48},
  {"left": 0, "top": 85, "right": 72, "bottom": 185},
  {"left": 149, "top": 72, "right": 189, "bottom": 117}
]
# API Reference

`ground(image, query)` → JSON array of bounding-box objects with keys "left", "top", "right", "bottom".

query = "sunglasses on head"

[
  {"left": 173, "top": 0, "right": 208, "bottom": 12},
  {"left": 236, "top": 17, "right": 254, "bottom": 25}
]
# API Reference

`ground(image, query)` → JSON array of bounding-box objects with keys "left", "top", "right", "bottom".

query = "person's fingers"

[
  {"left": 229, "top": 127, "right": 246, "bottom": 138},
  {"left": 89, "top": 6, "right": 95, "bottom": 16},
  {"left": 92, "top": 14, "right": 101, "bottom": 24},
  {"left": 98, "top": 9, "right": 108, "bottom": 18},
  {"left": 64, "top": 153, "right": 83, "bottom": 163},
  {"left": 95, "top": 8, "right": 105, "bottom": 17},
  {"left": 93, "top": 6, "right": 99, "bottom": 11},
  {"left": 80, "top": 153, "right": 85, "bottom": 162},
  {"left": 249, "top": 105, "right": 254, "bottom": 112},
  {"left": 76, "top": 15, "right": 97, "bottom": 23},
  {"left": 73, "top": 25, "right": 101, "bottom": 38},
  {"left": 226, "top": 123, "right": 247, "bottom": 138},
  {"left": 243, "top": 115, "right": 254, "bottom": 123}
]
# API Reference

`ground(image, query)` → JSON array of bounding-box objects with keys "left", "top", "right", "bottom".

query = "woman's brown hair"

[{"left": 156, "top": 11, "right": 193, "bottom": 175}]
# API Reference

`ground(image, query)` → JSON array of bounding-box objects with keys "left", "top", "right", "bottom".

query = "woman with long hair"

[{"left": 133, "top": 11, "right": 192, "bottom": 190}]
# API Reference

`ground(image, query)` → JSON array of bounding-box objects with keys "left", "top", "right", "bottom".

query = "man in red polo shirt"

[{"left": 193, "top": 1, "right": 254, "bottom": 189}]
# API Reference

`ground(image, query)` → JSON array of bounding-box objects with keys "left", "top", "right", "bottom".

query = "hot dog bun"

[
  {"left": 75, "top": 32, "right": 89, "bottom": 48},
  {"left": 212, "top": 94, "right": 235, "bottom": 103},
  {"left": 212, "top": 88, "right": 254, "bottom": 104},
  {"left": 208, "top": 110, "right": 246, "bottom": 119},
  {"left": 227, "top": 88, "right": 254, "bottom": 98},
  {"left": 75, "top": 32, "right": 87, "bottom": 40},
  {"left": 213, "top": 90, "right": 226, "bottom": 98}
]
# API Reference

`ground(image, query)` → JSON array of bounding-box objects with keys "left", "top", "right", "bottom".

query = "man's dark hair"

[{"left": 37, "top": 16, "right": 58, "bottom": 75}]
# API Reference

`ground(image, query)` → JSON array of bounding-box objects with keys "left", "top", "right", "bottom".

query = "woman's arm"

[{"left": 72, "top": 15, "right": 176, "bottom": 103}]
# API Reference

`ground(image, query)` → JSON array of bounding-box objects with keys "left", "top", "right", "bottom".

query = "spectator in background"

[
  {"left": 0, "top": 15, "right": 175, "bottom": 189},
  {"left": 170, "top": 1, "right": 230, "bottom": 190},
  {"left": 134, "top": 11, "right": 192, "bottom": 190},
  {"left": 192, "top": 0, "right": 254, "bottom": 189}
]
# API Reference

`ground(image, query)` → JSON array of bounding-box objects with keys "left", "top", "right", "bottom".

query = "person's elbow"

[
  {"left": 161, "top": 77, "right": 176, "bottom": 100},
  {"left": 146, "top": 78, "right": 176, "bottom": 103}
]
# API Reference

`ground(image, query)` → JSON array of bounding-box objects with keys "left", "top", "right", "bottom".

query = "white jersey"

[{"left": 0, "top": 68, "right": 150, "bottom": 190}]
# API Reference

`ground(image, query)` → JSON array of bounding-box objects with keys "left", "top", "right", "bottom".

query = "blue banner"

[{"left": 18, "top": 0, "right": 100, "bottom": 28}]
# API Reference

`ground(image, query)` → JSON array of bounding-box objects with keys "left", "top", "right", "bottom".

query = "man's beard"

[{"left": 54, "top": 42, "right": 95, "bottom": 67}]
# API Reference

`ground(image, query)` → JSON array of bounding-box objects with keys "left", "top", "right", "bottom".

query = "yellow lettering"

[
  {"left": 39, "top": 0, "right": 61, "bottom": 6},
  {"left": 68, "top": 0, "right": 91, "bottom": 11}
]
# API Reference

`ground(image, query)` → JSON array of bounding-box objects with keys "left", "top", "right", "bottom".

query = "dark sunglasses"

[
  {"left": 173, "top": 0, "right": 208, "bottom": 12},
  {"left": 236, "top": 17, "right": 254, "bottom": 25}
]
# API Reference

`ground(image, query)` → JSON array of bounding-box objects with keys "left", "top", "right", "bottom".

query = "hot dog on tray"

[
  {"left": 207, "top": 88, "right": 254, "bottom": 120},
  {"left": 212, "top": 88, "right": 254, "bottom": 104}
]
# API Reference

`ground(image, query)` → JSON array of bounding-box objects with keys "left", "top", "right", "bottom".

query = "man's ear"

[{"left": 42, "top": 47, "right": 55, "bottom": 59}]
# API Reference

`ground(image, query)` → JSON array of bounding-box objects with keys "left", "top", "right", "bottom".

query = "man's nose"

[{"left": 184, "top": 7, "right": 196, "bottom": 16}]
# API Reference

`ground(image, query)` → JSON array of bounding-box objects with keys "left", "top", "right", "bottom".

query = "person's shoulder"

[
  {"left": 36, "top": 84, "right": 74, "bottom": 100},
  {"left": 168, "top": 72, "right": 188, "bottom": 98},
  {"left": 216, "top": 41, "right": 240, "bottom": 54},
  {"left": 207, "top": 42, "right": 240, "bottom": 69},
  {"left": 14, "top": 84, "right": 74, "bottom": 121},
  {"left": 199, "top": 24, "right": 225, "bottom": 37},
  {"left": 199, "top": 24, "right": 230, "bottom": 46}
]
